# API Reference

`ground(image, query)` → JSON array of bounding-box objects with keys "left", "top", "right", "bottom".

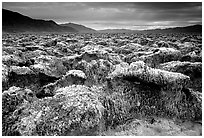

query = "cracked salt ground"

[
  {"left": 101, "top": 117, "right": 202, "bottom": 136},
  {"left": 2, "top": 32, "right": 202, "bottom": 136}
]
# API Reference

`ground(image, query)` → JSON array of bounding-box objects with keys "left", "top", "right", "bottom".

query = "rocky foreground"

[{"left": 2, "top": 32, "right": 202, "bottom": 136}]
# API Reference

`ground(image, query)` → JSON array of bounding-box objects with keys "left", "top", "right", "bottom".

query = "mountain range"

[
  {"left": 2, "top": 9, "right": 77, "bottom": 33},
  {"left": 60, "top": 23, "right": 96, "bottom": 32},
  {"left": 98, "top": 29, "right": 137, "bottom": 33},
  {"left": 2, "top": 9, "right": 202, "bottom": 33},
  {"left": 140, "top": 25, "right": 202, "bottom": 34}
]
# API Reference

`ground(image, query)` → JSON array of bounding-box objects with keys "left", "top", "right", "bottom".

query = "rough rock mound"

[
  {"left": 109, "top": 61, "right": 190, "bottom": 91},
  {"left": 37, "top": 70, "right": 87, "bottom": 98},
  {"left": 2, "top": 86, "right": 36, "bottom": 136},
  {"left": 5, "top": 65, "right": 59, "bottom": 93},
  {"left": 159, "top": 61, "right": 202, "bottom": 92},
  {"left": 136, "top": 47, "right": 182, "bottom": 68},
  {"left": 7, "top": 85, "right": 104, "bottom": 136},
  {"left": 107, "top": 61, "right": 201, "bottom": 121},
  {"left": 2, "top": 64, "right": 9, "bottom": 90},
  {"left": 30, "top": 55, "right": 67, "bottom": 78},
  {"left": 74, "top": 59, "right": 114, "bottom": 85}
]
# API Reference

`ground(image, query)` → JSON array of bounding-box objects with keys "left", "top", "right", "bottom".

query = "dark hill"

[
  {"left": 60, "top": 23, "right": 96, "bottom": 32},
  {"left": 2, "top": 9, "right": 77, "bottom": 33}
]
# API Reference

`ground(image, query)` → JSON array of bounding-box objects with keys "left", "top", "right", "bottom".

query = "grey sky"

[{"left": 2, "top": 2, "right": 202, "bottom": 30}]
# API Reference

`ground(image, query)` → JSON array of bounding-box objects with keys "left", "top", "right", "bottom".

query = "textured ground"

[{"left": 2, "top": 32, "right": 202, "bottom": 136}]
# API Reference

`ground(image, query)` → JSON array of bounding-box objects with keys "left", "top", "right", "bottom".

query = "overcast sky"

[{"left": 2, "top": 2, "right": 202, "bottom": 30}]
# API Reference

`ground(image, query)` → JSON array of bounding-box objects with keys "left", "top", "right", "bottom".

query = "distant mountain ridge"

[
  {"left": 2, "top": 9, "right": 77, "bottom": 33},
  {"left": 140, "top": 24, "right": 202, "bottom": 34},
  {"left": 98, "top": 25, "right": 202, "bottom": 34},
  {"left": 2, "top": 9, "right": 202, "bottom": 34},
  {"left": 60, "top": 23, "right": 96, "bottom": 32},
  {"left": 98, "top": 29, "right": 135, "bottom": 33}
]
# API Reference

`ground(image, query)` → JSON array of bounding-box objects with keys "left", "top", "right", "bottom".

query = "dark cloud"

[
  {"left": 2, "top": 2, "right": 202, "bottom": 30},
  {"left": 132, "top": 2, "right": 201, "bottom": 10}
]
